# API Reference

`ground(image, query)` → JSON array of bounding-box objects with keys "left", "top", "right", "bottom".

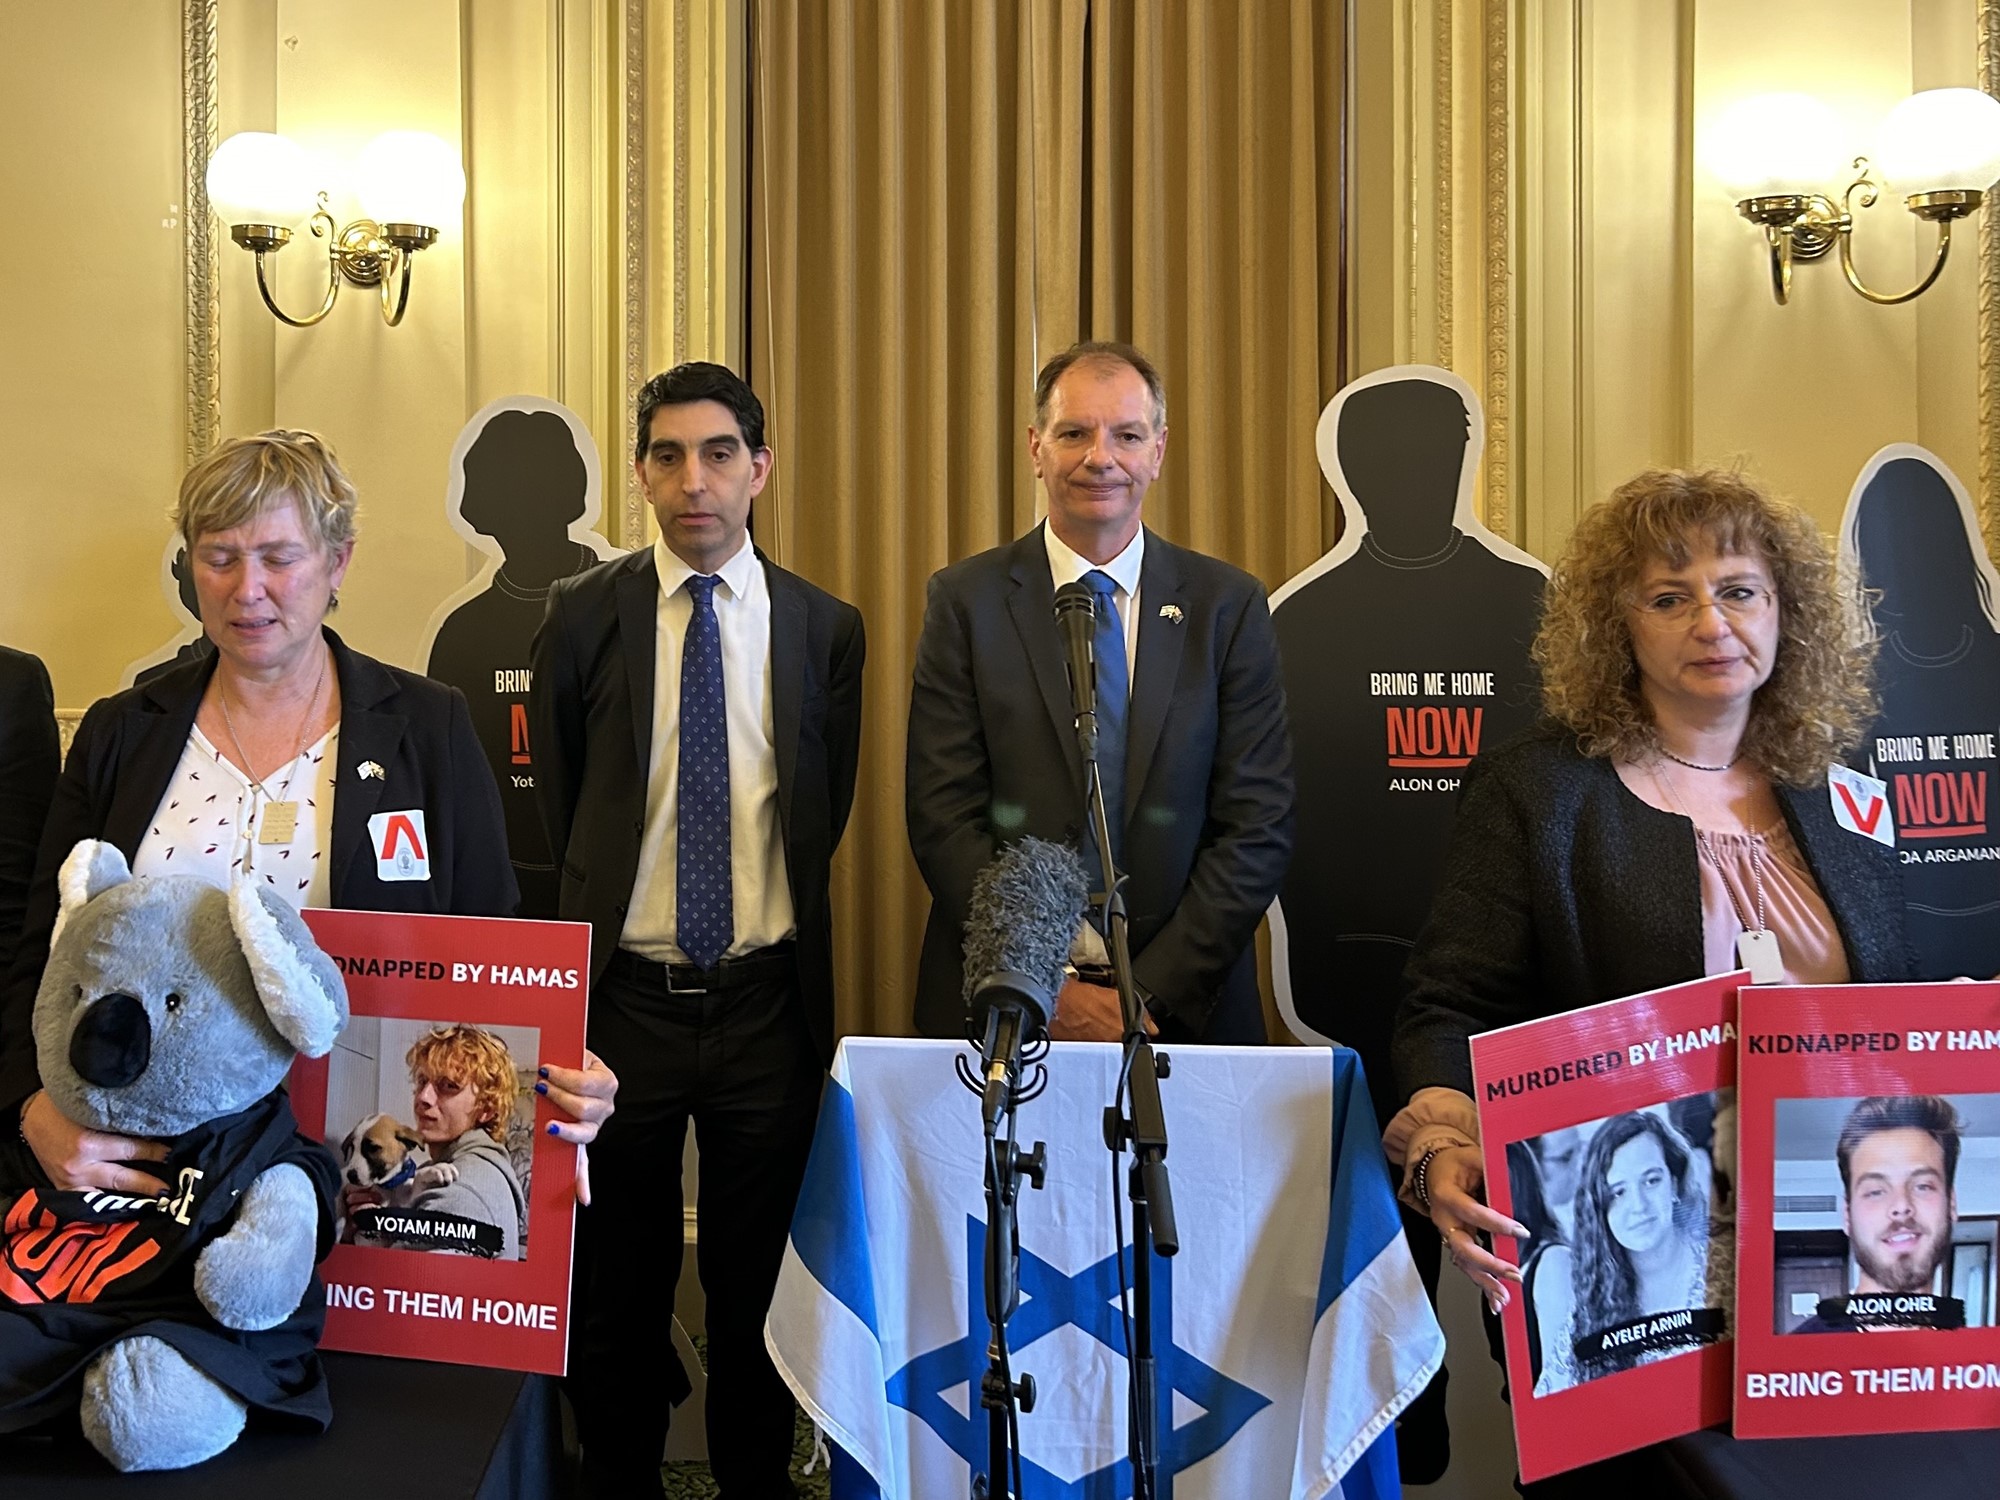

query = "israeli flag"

[{"left": 766, "top": 1040, "right": 1443, "bottom": 1499}]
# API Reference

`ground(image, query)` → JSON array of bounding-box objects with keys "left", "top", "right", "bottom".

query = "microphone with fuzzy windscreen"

[{"left": 962, "top": 836, "right": 1089, "bottom": 1132}]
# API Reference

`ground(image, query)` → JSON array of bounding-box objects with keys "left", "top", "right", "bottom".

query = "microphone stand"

[
  {"left": 1075, "top": 705, "right": 1178, "bottom": 1500},
  {"left": 972, "top": 1087, "right": 1046, "bottom": 1500}
]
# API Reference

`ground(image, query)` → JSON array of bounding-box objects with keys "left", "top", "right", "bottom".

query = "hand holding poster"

[
  {"left": 1469, "top": 971, "right": 1742, "bottom": 1481},
  {"left": 290, "top": 909, "right": 589, "bottom": 1375},
  {"left": 1736, "top": 981, "right": 2000, "bottom": 1439}
]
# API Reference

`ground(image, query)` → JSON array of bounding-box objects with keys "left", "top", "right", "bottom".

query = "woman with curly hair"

[
  {"left": 1380, "top": 470, "right": 1914, "bottom": 1481},
  {"left": 1532, "top": 1113, "right": 1715, "bottom": 1396}
]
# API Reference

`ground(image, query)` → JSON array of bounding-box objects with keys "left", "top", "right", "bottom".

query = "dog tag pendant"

[
  {"left": 257, "top": 801, "right": 299, "bottom": 846},
  {"left": 1737, "top": 928, "right": 1783, "bottom": 984}
]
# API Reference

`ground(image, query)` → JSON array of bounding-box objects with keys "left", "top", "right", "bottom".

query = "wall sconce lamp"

[
  {"left": 204, "top": 131, "right": 466, "bottom": 327},
  {"left": 1711, "top": 88, "right": 2000, "bottom": 306}
]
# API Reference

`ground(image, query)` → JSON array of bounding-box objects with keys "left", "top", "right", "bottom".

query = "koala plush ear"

[
  {"left": 229, "top": 882, "right": 350, "bottom": 1058},
  {"left": 49, "top": 840, "right": 133, "bottom": 947}
]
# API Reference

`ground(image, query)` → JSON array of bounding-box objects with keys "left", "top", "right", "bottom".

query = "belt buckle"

[{"left": 664, "top": 963, "right": 709, "bottom": 995}]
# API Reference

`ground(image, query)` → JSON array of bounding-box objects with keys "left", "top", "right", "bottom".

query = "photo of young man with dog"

[{"left": 336, "top": 1022, "right": 529, "bottom": 1262}]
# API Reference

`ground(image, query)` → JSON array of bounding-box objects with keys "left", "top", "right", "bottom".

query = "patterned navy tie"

[
  {"left": 1084, "top": 569, "right": 1128, "bottom": 880},
  {"left": 676, "top": 574, "right": 733, "bottom": 969}
]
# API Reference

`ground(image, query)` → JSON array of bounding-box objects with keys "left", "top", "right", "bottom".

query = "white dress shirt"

[
  {"left": 620, "top": 535, "right": 795, "bottom": 961},
  {"left": 1042, "top": 523, "right": 1142, "bottom": 683},
  {"left": 1043, "top": 524, "right": 1142, "bottom": 964}
]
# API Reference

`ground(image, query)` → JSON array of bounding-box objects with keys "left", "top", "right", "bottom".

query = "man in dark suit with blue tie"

[
  {"left": 531, "top": 363, "right": 864, "bottom": 1499},
  {"left": 907, "top": 341, "right": 1295, "bottom": 1044}
]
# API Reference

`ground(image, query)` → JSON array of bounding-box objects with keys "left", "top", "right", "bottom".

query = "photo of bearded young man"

[{"left": 1778, "top": 1094, "right": 1998, "bottom": 1334}]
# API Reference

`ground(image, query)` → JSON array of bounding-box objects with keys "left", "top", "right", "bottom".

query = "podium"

[{"left": 765, "top": 1039, "right": 1441, "bottom": 1500}]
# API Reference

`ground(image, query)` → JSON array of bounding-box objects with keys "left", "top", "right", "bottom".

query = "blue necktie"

[
  {"left": 676, "top": 574, "right": 733, "bottom": 969},
  {"left": 1084, "top": 569, "right": 1128, "bottom": 882}
]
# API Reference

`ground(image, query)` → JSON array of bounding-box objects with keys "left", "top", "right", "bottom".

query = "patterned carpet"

[{"left": 656, "top": 1339, "right": 831, "bottom": 1499}]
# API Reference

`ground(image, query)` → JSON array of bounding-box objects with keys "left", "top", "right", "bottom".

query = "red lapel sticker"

[{"left": 1828, "top": 763, "right": 1894, "bottom": 846}]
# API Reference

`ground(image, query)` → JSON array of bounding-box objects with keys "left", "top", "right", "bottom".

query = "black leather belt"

[{"left": 609, "top": 943, "right": 796, "bottom": 994}]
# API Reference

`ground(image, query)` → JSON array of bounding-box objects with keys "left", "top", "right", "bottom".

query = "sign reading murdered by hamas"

[
  {"left": 418, "top": 397, "right": 626, "bottom": 920},
  {"left": 1840, "top": 445, "right": 2000, "bottom": 982},
  {"left": 1268, "top": 366, "right": 1547, "bottom": 1067},
  {"left": 1470, "top": 971, "right": 1740, "bottom": 1482}
]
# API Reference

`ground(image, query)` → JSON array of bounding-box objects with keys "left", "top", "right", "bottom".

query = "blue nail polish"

[
  {"left": 538, "top": 1066, "right": 549, "bottom": 1079},
  {"left": 546, "top": 1122, "right": 560, "bottom": 1136},
  {"left": 535, "top": 1081, "right": 548, "bottom": 1095}
]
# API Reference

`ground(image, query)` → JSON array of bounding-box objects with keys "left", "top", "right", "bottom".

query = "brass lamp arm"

[
  {"left": 1741, "top": 161, "right": 1982, "bottom": 307},
  {"left": 228, "top": 197, "right": 432, "bottom": 328},
  {"left": 251, "top": 247, "right": 341, "bottom": 328},
  {"left": 1836, "top": 216, "right": 1955, "bottom": 306}
]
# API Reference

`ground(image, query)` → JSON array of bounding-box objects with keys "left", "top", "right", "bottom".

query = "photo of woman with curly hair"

[{"left": 1533, "top": 1110, "right": 1721, "bottom": 1396}]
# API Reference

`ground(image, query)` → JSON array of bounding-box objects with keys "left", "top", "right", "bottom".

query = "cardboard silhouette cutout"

[
  {"left": 123, "top": 538, "right": 216, "bottom": 689},
  {"left": 1840, "top": 445, "right": 2000, "bottom": 980},
  {"left": 420, "top": 397, "right": 625, "bottom": 919},
  {"left": 1269, "top": 367, "right": 1548, "bottom": 1072}
]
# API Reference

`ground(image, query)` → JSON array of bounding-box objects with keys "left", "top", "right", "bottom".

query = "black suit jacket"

[
  {"left": 906, "top": 525, "right": 1295, "bottom": 1042},
  {"left": 0, "top": 630, "right": 518, "bottom": 1115},
  {"left": 1393, "top": 725, "right": 1918, "bottom": 1101},
  {"left": 528, "top": 547, "right": 864, "bottom": 1066},
  {"left": 0, "top": 647, "right": 59, "bottom": 983}
]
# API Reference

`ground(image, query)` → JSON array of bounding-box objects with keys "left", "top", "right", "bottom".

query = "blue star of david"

[{"left": 886, "top": 1216, "right": 1271, "bottom": 1498}]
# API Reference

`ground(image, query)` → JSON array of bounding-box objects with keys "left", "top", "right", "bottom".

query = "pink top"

[{"left": 1697, "top": 820, "right": 1850, "bottom": 984}]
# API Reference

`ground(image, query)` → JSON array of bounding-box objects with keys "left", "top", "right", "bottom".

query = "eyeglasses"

[{"left": 1631, "top": 584, "right": 1775, "bottom": 628}]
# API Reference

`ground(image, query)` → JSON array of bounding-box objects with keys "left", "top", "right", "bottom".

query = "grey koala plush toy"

[{"left": 0, "top": 840, "right": 348, "bottom": 1471}]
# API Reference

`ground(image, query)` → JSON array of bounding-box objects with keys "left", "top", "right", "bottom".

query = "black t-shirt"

[
  {"left": 427, "top": 544, "right": 606, "bottom": 921},
  {"left": 1273, "top": 532, "right": 1544, "bottom": 1089},
  {"left": 0, "top": 1088, "right": 340, "bottom": 1434},
  {"left": 1865, "top": 631, "right": 2000, "bottom": 980}
]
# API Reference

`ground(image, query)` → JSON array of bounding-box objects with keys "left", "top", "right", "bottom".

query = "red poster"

[
  {"left": 1469, "top": 972, "right": 1742, "bottom": 1481},
  {"left": 1735, "top": 981, "right": 2000, "bottom": 1439},
  {"left": 289, "top": 909, "right": 589, "bottom": 1375}
]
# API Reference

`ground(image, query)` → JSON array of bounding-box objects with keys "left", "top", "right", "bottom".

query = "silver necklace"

[
  {"left": 1658, "top": 745, "right": 1739, "bottom": 773},
  {"left": 217, "top": 645, "right": 327, "bottom": 847}
]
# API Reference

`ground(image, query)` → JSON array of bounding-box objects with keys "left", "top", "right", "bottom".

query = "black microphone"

[
  {"left": 962, "top": 836, "right": 1089, "bottom": 1130},
  {"left": 1053, "top": 580, "right": 1098, "bottom": 731}
]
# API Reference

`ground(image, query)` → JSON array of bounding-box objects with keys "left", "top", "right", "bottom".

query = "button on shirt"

[
  {"left": 620, "top": 536, "right": 795, "bottom": 960},
  {"left": 1043, "top": 524, "right": 1141, "bottom": 963}
]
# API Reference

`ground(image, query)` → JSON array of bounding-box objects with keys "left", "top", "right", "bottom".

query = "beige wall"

[
  {"left": 1357, "top": 0, "right": 1992, "bottom": 565},
  {"left": 0, "top": 7, "right": 189, "bottom": 706},
  {"left": 0, "top": 0, "right": 660, "bottom": 715},
  {"left": 1688, "top": 0, "right": 1977, "bottom": 537}
]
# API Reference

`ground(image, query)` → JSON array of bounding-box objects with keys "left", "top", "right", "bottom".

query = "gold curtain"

[{"left": 751, "top": 0, "right": 1346, "bottom": 1041}]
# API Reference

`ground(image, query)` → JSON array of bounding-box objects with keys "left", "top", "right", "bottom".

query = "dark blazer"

[
  {"left": 0, "top": 648, "right": 59, "bottom": 983},
  {"left": 906, "top": 524, "right": 1295, "bottom": 1042},
  {"left": 528, "top": 547, "right": 865, "bottom": 1067},
  {"left": 1393, "top": 725, "right": 1918, "bottom": 1101},
  {"left": 0, "top": 630, "right": 517, "bottom": 1115}
]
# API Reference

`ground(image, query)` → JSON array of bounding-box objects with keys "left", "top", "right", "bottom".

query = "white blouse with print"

[{"left": 130, "top": 725, "right": 338, "bottom": 911}]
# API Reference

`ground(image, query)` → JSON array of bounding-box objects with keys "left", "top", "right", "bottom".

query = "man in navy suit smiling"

[{"left": 906, "top": 341, "right": 1294, "bottom": 1045}]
